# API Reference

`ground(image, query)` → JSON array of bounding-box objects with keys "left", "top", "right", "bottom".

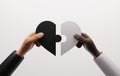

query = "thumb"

[
  {"left": 31, "top": 32, "right": 44, "bottom": 42},
  {"left": 74, "top": 34, "right": 88, "bottom": 43}
]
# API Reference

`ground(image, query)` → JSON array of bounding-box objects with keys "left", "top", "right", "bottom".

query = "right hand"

[
  {"left": 17, "top": 32, "right": 44, "bottom": 57},
  {"left": 74, "top": 33, "right": 101, "bottom": 58}
]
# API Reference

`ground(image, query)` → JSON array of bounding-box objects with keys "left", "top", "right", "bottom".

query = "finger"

[
  {"left": 74, "top": 34, "right": 88, "bottom": 43},
  {"left": 29, "top": 32, "right": 35, "bottom": 37},
  {"left": 76, "top": 41, "right": 83, "bottom": 48},
  {"left": 35, "top": 41, "right": 41, "bottom": 47},
  {"left": 30, "top": 32, "right": 44, "bottom": 42},
  {"left": 81, "top": 33, "right": 90, "bottom": 38}
]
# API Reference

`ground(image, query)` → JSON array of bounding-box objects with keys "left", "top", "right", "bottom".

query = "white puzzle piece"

[{"left": 61, "top": 21, "right": 81, "bottom": 55}]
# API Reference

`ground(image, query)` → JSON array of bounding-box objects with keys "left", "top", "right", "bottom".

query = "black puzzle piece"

[{"left": 36, "top": 21, "right": 61, "bottom": 55}]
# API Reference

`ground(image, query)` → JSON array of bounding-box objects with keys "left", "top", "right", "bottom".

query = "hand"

[
  {"left": 74, "top": 33, "right": 101, "bottom": 58},
  {"left": 16, "top": 32, "right": 44, "bottom": 57}
]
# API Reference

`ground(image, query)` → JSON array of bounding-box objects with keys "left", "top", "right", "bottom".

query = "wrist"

[
  {"left": 93, "top": 49, "right": 101, "bottom": 58},
  {"left": 16, "top": 49, "right": 25, "bottom": 57}
]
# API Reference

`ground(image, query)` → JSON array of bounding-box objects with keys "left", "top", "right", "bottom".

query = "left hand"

[{"left": 74, "top": 33, "right": 101, "bottom": 58}]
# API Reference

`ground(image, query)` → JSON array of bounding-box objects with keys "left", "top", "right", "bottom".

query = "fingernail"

[{"left": 39, "top": 32, "right": 44, "bottom": 36}]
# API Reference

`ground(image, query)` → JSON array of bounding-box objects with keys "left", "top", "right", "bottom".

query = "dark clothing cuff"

[{"left": 0, "top": 51, "right": 24, "bottom": 76}]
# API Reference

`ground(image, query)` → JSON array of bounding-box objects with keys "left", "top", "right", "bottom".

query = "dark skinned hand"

[{"left": 74, "top": 33, "right": 101, "bottom": 58}]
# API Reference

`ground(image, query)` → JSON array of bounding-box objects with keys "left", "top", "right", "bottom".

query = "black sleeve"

[{"left": 0, "top": 51, "right": 24, "bottom": 76}]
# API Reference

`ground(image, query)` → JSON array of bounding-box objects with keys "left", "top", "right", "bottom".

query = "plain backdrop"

[{"left": 0, "top": 0, "right": 120, "bottom": 76}]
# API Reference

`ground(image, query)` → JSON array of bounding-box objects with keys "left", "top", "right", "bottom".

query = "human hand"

[
  {"left": 74, "top": 33, "right": 101, "bottom": 58},
  {"left": 16, "top": 32, "right": 44, "bottom": 57}
]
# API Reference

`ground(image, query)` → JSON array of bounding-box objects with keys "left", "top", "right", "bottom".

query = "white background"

[{"left": 0, "top": 0, "right": 120, "bottom": 76}]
